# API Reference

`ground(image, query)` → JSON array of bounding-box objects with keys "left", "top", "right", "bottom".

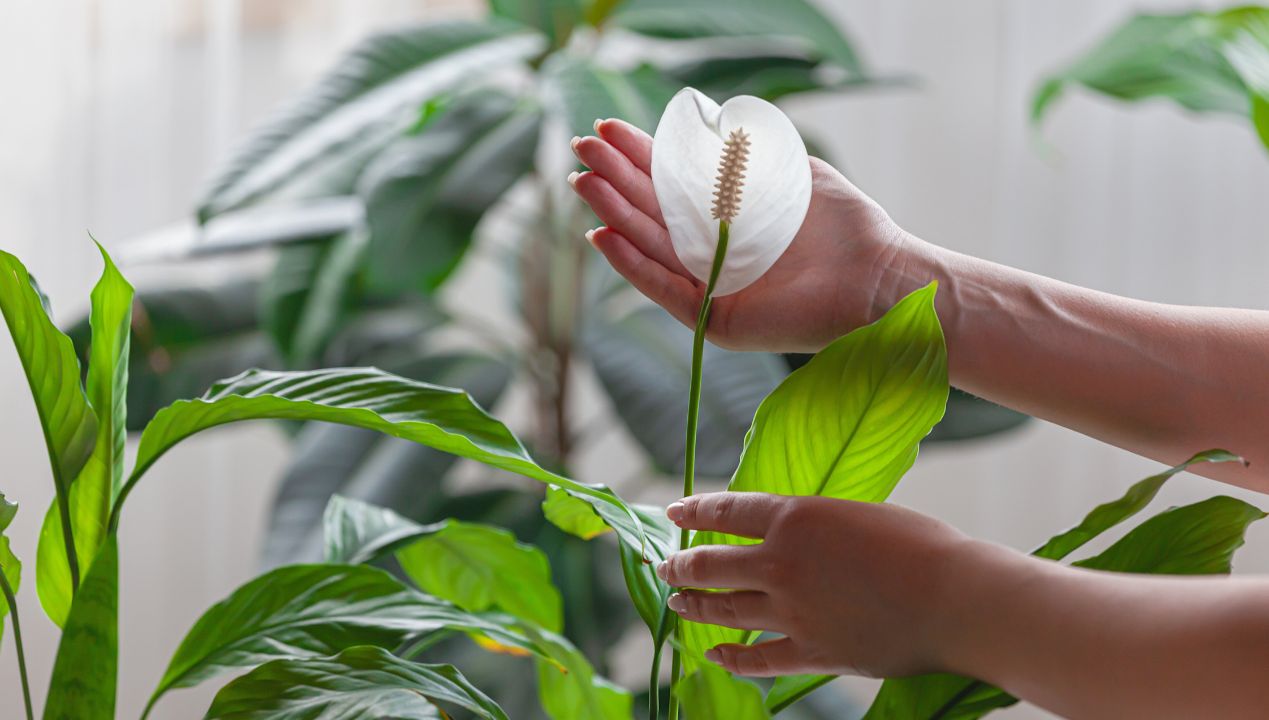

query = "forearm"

[
  {"left": 946, "top": 544, "right": 1269, "bottom": 719},
  {"left": 872, "top": 232, "right": 1269, "bottom": 490}
]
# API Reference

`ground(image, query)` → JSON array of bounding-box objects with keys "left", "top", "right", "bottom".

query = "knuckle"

[
  {"left": 716, "top": 593, "right": 740, "bottom": 625},
  {"left": 711, "top": 493, "right": 737, "bottom": 525},
  {"left": 737, "top": 648, "right": 770, "bottom": 676}
]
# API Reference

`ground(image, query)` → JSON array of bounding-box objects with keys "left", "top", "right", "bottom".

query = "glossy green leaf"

[
  {"left": 526, "top": 623, "right": 633, "bottom": 720},
  {"left": 38, "top": 244, "right": 134, "bottom": 628},
  {"left": 766, "top": 674, "right": 834, "bottom": 715},
  {"left": 264, "top": 352, "right": 509, "bottom": 568},
  {"left": 678, "top": 664, "right": 769, "bottom": 720},
  {"left": 112, "top": 367, "right": 652, "bottom": 555},
  {"left": 397, "top": 520, "right": 563, "bottom": 633},
  {"left": 865, "top": 493, "right": 1267, "bottom": 720},
  {"left": 612, "top": 0, "right": 865, "bottom": 75},
  {"left": 359, "top": 89, "right": 540, "bottom": 294},
  {"left": 0, "top": 493, "right": 19, "bottom": 647},
  {"left": 206, "top": 645, "right": 507, "bottom": 720},
  {"left": 539, "top": 54, "right": 676, "bottom": 137},
  {"left": 683, "top": 284, "right": 947, "bottom": 682},
  {"left": 543, "top": 486, "right": 612, "bottom": 540},
  {"left": 198, "top": 20, "right": 545, "bottom": 220},
  {"left": 1033, "top": 7, "right": 1269, "bottom": 152},
  {"left": 584, "top": 306, "right": 785, "bottom": 477},
  {"left": 1034, "top": 449, "right": 1244, "bottom": 561},
  {"left": 145, "top": 563, "right": 557, "bottom": 716},
  {"left": 323, "top": 494, "right": 445, "bottom": 565},
  {"left": 262, "top": 231, "right": 367, "bottom": 367},
  {"left": 43, "top": 535, "right": 118, "bottom": 720}
]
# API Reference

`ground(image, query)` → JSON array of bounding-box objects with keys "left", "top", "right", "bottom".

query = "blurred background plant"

[{"left": 81, "top": 2, "right": 1028, "bottom": 715}]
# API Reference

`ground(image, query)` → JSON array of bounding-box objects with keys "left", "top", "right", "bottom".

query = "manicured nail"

[
  {"left": 655, "top": 561, "right": 669, "bottom": 581},
  {"left": 704, "top": 648, "right": 722, "bottom": 664},
  {"left": 667, "top": 593, "right": 686, "bottom": 613},
  {"left": 665, "top": 501, "right": 685, "bottom": 523},
  {"left": 593, "top": 118, "right": 604, "bottom": 133},
  {"left": 567, "top": 171, "right": 580, "bottom": 187}
]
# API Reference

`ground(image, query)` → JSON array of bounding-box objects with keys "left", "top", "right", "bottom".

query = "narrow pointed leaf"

[
  {"left": 0, "top": 493, "right": 20, "bottom": 646},
  {"left": 205, "top": 646, "right": 507, "bottom": 720},
  {"left": 114, "top": 367, "right": 652, "bottom": 554},
  {"left": 198, "top": 21, "right": 546, "bottom": 220},
  {"left": 683, "top": 284, "right": 948, "bottom": 666},
  {"left": 43, "top": 535, "right": 118, "bottom": 720},
  {"left": 38, "top": 244, "right": 134, "bottom": 628}
]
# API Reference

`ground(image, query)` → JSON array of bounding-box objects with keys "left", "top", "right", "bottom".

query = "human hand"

[
  {"left": 569, "top": 119, "right": 906, "bottom": 354},
  {"left": 655, "top": 492, "right": 995, "bottom": 678}
]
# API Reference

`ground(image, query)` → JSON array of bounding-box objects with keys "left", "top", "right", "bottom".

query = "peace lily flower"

[{"left": 651, "top": 87, "right": 813, "bottom": 297}]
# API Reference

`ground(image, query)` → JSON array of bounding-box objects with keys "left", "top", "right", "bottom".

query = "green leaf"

[
  {"left": 612, "top": 0, "right": 865, "bottom": 75},
  {"left": 865, "top": 493, "right": 1267, "bottom": 720},
  {"left": 145, "top": 563, "right": 558, "bottom": 715},
  {"left": 539, "top": 54, "right": 677, "bottom": 137},
  {"left": 198, "top": 20, "right": 546, "bottom": 221},
  {"left": 323, "top": 494, "right": 446, "bottom": 565},
  {"left": 543, "top": 486, "right": 612, "bottom": 540},
  {"left": 682, "top": 284, "right": 948, "bottom": 677},
  {"left": 263, "top": 352, "right": 509, "bottom": 568},
  {"left": 1034, "top": 449, "right": 1244, "bottom": 561},
  {"left": 488, "top": 0, "right": 583, "bottom": 48},
  {"left": 38, "top": 244, "right": 134, "bottom": 628},
  {"left": 677, "top": 664, "right": 769, "bottom": 720},
  {"left": 205, "top": 645, "right": 507, "bottom": 720},
  {"left": 765, "top": 674, "right": 834, "bottom": 715},
  {"left": 115, "top": 366, "right": 653, "bottom": 556},
  {"left": 359, "top": 89, "right": 541, "bottom": 294},
  {"left": 0, "top": 492, "right": 20, "bottom": 646},
  {"left": 261, "top": 231, "right": 367, "bottom": 366},
  {"left": 1033, "top": 7, "right": 1269, "bottom": 153},
  {"left": 44, "top": 535, "right": 118, "bottom": 720},
  {"left": 584, "top": 306, "right": 785, "bottom": 477},
  {"left": 397, "top": 520, "right": 564, "bottom": 633},
  {"left": 528, "top": 623, "right": 633, "bottom": 720}
]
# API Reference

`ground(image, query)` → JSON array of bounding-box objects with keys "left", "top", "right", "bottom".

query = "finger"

[
  {"left": 666, "top": 492, "right": 785, "bottom": 539},
  {"left": 707, "top": 638, "right": 803, "bottom": 677},
  {"left": 586, "top": 227, "right": 699, "bottom": 327},
  {"left": 572, "top": 135, "right": 666, "bottom": 226},
  {"left": 595, "top": 118, "right": 653, "bottom": 175},
  {"left": 570, "top": 171, "right": 691, "bottom": 279},
  {"left": 655, "top": 545, "right": 767, "bottom": 590},
  {"left": 668, "top": 590, "right": 783, "bottom": 633}
]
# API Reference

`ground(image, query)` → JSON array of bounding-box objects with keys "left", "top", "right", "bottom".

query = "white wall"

[{"left": 1, "top": 1, "right": 1267, "bottom": 718}]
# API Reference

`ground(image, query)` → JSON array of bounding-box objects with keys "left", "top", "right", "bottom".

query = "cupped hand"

[
  {"left": 654, "top": 492, "right": 992, "bottom": 679},
  {"left": 569, "top": 119, "right": 905, "bottom": 354}
]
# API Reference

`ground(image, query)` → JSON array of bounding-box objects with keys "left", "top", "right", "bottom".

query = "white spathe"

[{"left": 651, "top": 87, "right": 812, "bottom": 297}]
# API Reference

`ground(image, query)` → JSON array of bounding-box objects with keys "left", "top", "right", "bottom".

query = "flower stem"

[
  {"left": 667, "top": 220, "right": 730, "bottom": 720},
  {"left": 0, "top": 566, "right": 35, "bottom": 720}
]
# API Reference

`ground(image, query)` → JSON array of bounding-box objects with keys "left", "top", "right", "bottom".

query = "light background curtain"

[{"left": 1, "top": 1, "right": 1267, "bottom": 717}]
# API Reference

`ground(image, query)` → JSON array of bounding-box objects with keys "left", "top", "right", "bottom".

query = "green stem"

[
  {"left": 667, "top": 221, "right": 730, "bottom": 720},
  {"left": 648, "top": 635, "right": 664, "bottom": 720},
  {"left": 0, "top": 567, "right": 35, "bottom": 720}
]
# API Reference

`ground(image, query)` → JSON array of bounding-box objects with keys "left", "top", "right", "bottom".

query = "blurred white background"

[{"left": 2, "top": 0, "right": 1268, "bottom": 718}]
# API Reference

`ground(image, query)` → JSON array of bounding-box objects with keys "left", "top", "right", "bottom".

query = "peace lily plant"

[{"left": 649, "top": 86, "right": 813, "bottom": 718}]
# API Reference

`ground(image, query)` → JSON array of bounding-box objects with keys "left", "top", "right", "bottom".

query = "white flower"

[{"left": 651, "top": 87, "right": 812, "bottom": 297}]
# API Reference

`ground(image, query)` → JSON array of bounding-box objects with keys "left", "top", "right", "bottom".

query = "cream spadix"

[{"left": 652, "top": 88, "right": 812, "bottom": 296}]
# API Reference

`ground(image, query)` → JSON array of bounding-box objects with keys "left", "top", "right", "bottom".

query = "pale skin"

[{"left": 568, "top": 118, "right": 1269, "bottom": 718}]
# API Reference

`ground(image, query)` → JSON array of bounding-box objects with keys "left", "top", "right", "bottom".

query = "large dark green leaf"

[
  {"left": 488, "top": 0, "right": 582, "bottom": 49},
  {"left": 43, "top": 536, "right": 118, "bottom": 720},
  {"left": 261, "top": 231, "right": 367, "bottom": 367},
  {"left": 1033, "top": 7, "right": 1269, "bottom": 152},
  {"left": 323, "top": 494, "right": 446, "bottom": 565},
  {"left": 584, "top": 306, "right": 785, "bottom": 477},
  {"left": 864, "top": 493, "right": 1267, "bottom": 720},
  {"left": 261, "top": 352, "right": 510, "bottom": 568},
  {"left": 144, "top": 564, "right": 558, "bottom": 716},
  {"left": 611, "top": 0, "right": 865, "bottom": 76},
  {"left": 198, "top": 21, "right": 546, "bottom": 221},
  {"left": 205, "top": 646, "right": 507, "bottom": 720},
  {"left": 359, "top": 89, "right": 541, "bottom": 294},
  {"left": 682, "top": 284, "right": 947, "bottom": 688},
  {"left": 38, "top": 245, "right": 134, "bottom": 628},
  {"left": 113, "top": 367, "right": 654, "bottom": 557}
]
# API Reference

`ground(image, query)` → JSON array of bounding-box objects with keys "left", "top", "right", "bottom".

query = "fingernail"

[
  {"left": 665, "top": 501, "right": 685, "bottom": 523},
  {"left": 593, "top": 118, "right": 604, "bottom": 133},
  {"left": 704, "top": 648, "right": 722, "bottom": 664},
  {"left": 570, "top": 136, "right": 582, "bottom": 155},
  {"left": 655, "top": 561, "right": 669, "bottom": 581},
  {"left": 567, "top": 171, "right": 580, "bottom": 187},
  {"left": 585, "top": 228, "right": 597, "bottom": 245},
  {"left": 667, "top": 593, "right": 686, "bottom": 613}
]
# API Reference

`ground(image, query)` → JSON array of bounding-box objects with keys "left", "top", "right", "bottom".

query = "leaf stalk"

[{"left": 0, "top": 565, "right": 35, "bottom": 720}]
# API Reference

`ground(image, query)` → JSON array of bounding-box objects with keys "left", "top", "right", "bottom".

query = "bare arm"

[
  {"left": 571, "top": 118, "right": 1269, "bottom": 492},
  {"left": 876, "top": 237, "right": 1269, "bottom": 491}
]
